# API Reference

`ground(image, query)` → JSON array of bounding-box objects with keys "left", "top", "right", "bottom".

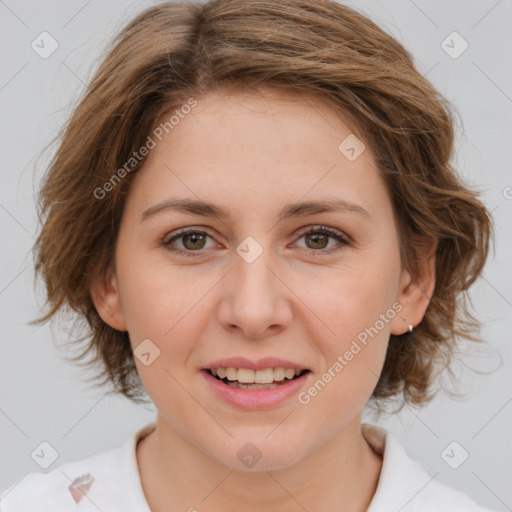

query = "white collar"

[
  {"left": 1, "top": 421, "right": 495, "bottom": 511},
  {"left": 125, "top": 422, "right": 492, "bottom": 511}
]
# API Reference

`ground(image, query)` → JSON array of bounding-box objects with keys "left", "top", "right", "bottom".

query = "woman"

[{"left": 1, "top": 0, "right": 498, "bottom": 510}]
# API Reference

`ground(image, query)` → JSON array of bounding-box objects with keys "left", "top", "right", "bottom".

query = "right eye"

[{"left": 162, "top": 227, "right": 218, "bottom": 257}]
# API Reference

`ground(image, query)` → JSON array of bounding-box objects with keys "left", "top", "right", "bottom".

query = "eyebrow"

[{"left": 141, "top": 197, "right": 371, "bottom": 223}]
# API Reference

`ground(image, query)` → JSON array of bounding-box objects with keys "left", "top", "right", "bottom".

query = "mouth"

[
  {"left": 201, "top": 366, "right": 313, "bottom": 409},
  {"left": 204, "top": 367, "right": 311, "bottom": 390}
]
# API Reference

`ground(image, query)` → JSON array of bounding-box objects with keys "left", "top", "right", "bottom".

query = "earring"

[{"left": 408, "top": 324, "right": 413, "bottom": 333}]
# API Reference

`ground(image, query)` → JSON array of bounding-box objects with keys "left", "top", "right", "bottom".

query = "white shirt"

[{"left": 0, "top": 422, "right": 499, "bottom": 511}]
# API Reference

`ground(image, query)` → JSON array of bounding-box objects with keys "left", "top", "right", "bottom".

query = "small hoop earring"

[{"left": 408, "top": 324, "right": 413, "bottom": 333}]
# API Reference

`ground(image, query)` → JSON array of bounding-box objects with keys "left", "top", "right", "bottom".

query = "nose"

[{"left": 216, "top": 244, "right": 293, "bottom": 340}]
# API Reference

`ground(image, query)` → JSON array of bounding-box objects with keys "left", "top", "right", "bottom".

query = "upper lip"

[{"left": 203, "top": 357, "right": 310, "bottom": 372}]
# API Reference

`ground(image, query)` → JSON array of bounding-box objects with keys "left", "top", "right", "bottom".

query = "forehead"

[
  {"left": 123, "top": 87, "right": 391, "bottom": 226},
  {"left": 172, "top": 86, "right": 364, "bottom": 152},
  {"left": 145, "top": 86, "right": 373, "bottom": 168}
]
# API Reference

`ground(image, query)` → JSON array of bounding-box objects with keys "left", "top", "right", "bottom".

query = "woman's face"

[{"left": 94, "top": 87, "right": 426, "bottom": 470}]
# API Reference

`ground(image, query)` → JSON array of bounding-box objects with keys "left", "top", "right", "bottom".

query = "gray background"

[{"left": 1, "top": 0, "right": 511, "bottom": 510}]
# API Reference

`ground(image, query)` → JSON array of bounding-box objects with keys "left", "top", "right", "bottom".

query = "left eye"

[
  {"left": 292, "top": 226, "right": 350, "bottom": 254},
  {"left": 162, "top": 225, "right": 350, "bottom": 258}
]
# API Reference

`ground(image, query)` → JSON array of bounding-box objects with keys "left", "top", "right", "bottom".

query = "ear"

[
  {"left": 90, "top": 265, "right": 128, "bottom": 332},
  {"left": 390, "top": 237, "right": 436, "bottom": 335}
]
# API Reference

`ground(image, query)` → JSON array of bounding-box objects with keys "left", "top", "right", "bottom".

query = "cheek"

[
  {"left": 300, "top": 242, "right": 400, "bottom": 386},
  {"left": 117, "top": 246, "right": 211, "bottom": 339},
  {"left": 303, "top": 290, "right": 392, "bottom": 415},
  {"left": 306, "top": 256, "right": 400, "bottom": 346}
]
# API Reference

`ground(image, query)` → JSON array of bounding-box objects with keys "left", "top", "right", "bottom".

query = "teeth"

[
  {"left": 254, "top": 368, "right": 274, "bottom": 384},
  {"left": 237, "top": 368, "right": 254, "bottom": 383},
  {"left": 209, "top": 366, "right": 304, "bottom": 384},
  {"left": 284, "top": 368, "right": 295, "bottom": 380},
  {"left": 226, "top": 367, "right": 238, "bottom": 381},
  {"left": 273, "top": 367, "right": 285, "bottom": 381},
  {"left": 226, "top": 381, "right": 281, "bottom": 390}
]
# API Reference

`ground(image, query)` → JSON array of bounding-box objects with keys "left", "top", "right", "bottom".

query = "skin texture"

[{"left": 91, "top": 87, "right": 435, "bottom": 512}]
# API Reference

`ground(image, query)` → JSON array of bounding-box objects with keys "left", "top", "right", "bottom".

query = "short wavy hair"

[{"left": 31, "top": 0, "right": 493, "bottom": 412}]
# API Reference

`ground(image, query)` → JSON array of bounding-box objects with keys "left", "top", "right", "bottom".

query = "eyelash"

[{"left": 162, "top": 225, "right": 351, "bottom": 258}]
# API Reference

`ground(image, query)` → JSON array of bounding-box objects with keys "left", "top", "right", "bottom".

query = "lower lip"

[{"left": 201, "top": 370, "right": 312, "bottom": 410}]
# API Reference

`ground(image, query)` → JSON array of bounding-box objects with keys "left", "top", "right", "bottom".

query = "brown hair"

[{"left": 31, "top": 0, "right": 493, "bottom": 412}]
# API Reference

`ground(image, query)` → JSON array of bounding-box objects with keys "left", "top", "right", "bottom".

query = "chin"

[{"left": 211, "top": 438, "right": 308, "bottom": 473}]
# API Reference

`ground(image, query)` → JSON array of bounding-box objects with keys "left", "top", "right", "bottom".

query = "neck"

[{"left": 136, "top": 416, "right": 383, "bottom": 512}]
